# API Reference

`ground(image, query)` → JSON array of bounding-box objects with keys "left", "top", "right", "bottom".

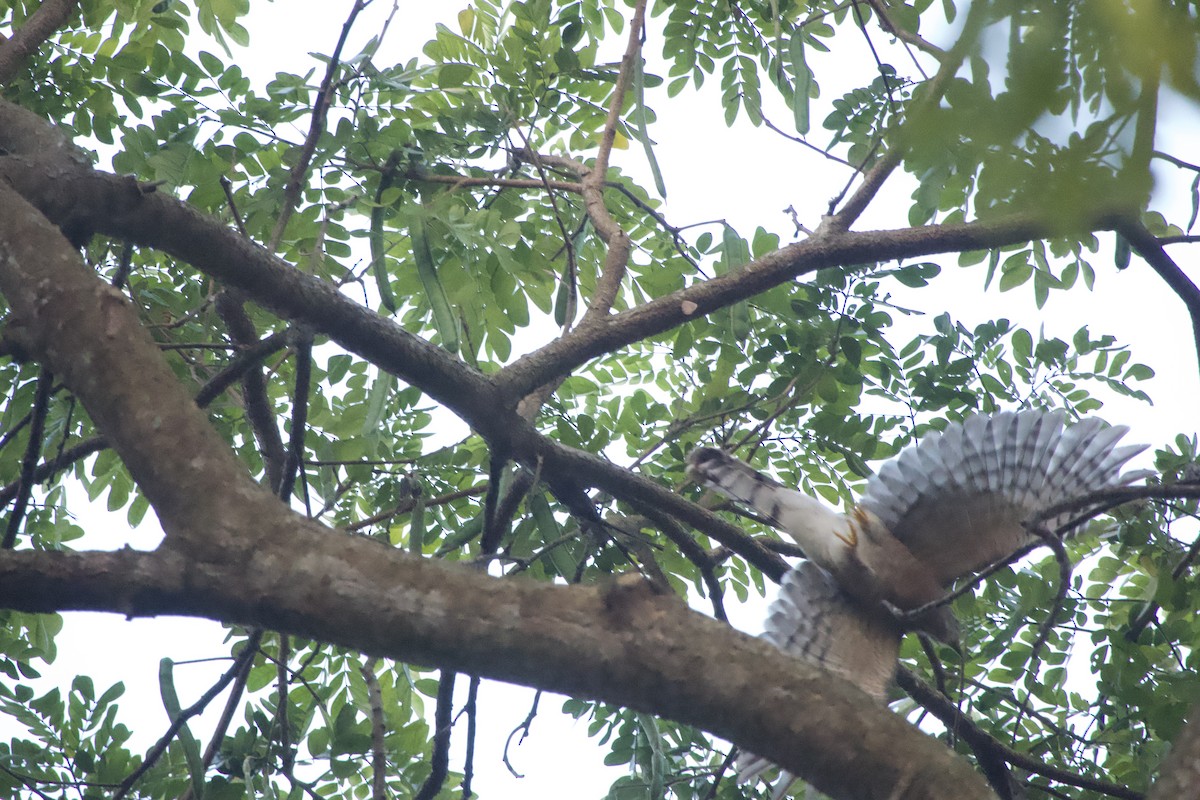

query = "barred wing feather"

[
  {"left": 735, "top": 562, "right": 900, "bottom": 798},
  {"left": 859, "top": 410, "right": 1148, "bottom": 584}
]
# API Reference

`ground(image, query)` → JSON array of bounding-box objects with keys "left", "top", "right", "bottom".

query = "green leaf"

[
  {"left": 636, "top": 713, "right": 666, "bottom": 800},
  {"left": 159, "top": 659, "right": 205, "bottom": 800},
  {"left": 362, "top": 370, "right": 396, "bottom": 436},
  {"left": 1125, "top": 363, "right": 1155, "bottom": 381},
  {"left": 1012, "top": 328, "right": 1034, "bottom": 362},
  {"left": 716, "top": 224, "right": 752, "bottom": 341},
  {"left": 554, "top": 261, "right": 576, "bottom": 328},
  {"left": 632, "top": 56, "right": 667, "bottom": 198},
  {"left": 983, "top": 249, "right": 1000, "bottom": 290},
  {"left": 788, "top": 32, "right": 811, "bottom": 134},
  {"left": 370, "top": 173, "right": 398, "bottom": 312},
  {"left": 410, "top": 214, "right": 460, "bottom": 353},
  {"left": 438, "top": 63, "right": 473, "bottom": 88},
  {"left": 998, "top": 260, "right": 1033, "bottom": 292},
  {"left": 1114, "top": 233, "right": 1131, "bottom": 270},
  {"left": 530, "top": 493, "right": 577, "bottom": 578}
]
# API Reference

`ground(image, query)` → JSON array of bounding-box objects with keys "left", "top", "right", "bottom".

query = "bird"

[{"left": 686, "top": 409, "right": 1149, "bottom": 798}]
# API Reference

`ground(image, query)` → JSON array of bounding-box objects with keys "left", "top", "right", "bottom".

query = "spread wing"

[
  {"left": 736, "top": 561, "right": 900, "bottom": 797},
  {"left": 690, "top": 410, "right": 1148, "bottom": 798},
  {"left": 858, "top": 410, "right": 1149, "bottom": 584}
]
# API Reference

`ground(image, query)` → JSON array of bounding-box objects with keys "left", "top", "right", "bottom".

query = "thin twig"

[
  {"left": 826, "top": 0, "right": 988, "bottom": 229},
  {"left": 276, "top": 635, "right": 294, "bottom": 776},
  {"left": 115, "top": 641, "right": 259, "bottom": 799},
  {"left": 634, "top": 505, "right": 730, "bottom": 619},
  {"left": 701, "top": 748, "right": 737, "bottom": 800},
  {"left": 112, "top": 241, "right": 134, "bottom": 290},
  {"left": 897, "top": 669, "right": 1144, "bottom": 800},
  {"left": 864, "top": 0, "right": 944, "bottom": 59},
  {"left": 269, "top": 0, "right": 369, "bottom": 249},
  {"left": 215, "top": 292, "right": 287, "bottom": 488},
  {"left": 502, "top": 690, "right": 541, "bottom": 778},
  {"left": 3, "top": 366, "right": 53, "bottom": 549},
  {"left": 1009, "top": 525, "right": 1072, "bottom": 740},
  {"left": 346, "top": 484, "right": 487, "bottom": 532},
  {"left": 1127, "top": 524, "right": 1200, "bottom": 638},
  {"left": 174, "top": 632, "right": 265, "bottom": 800},
  {"left": 414, "top": 670, "right": 455, "bottom": 800},
  {"left": 278, "top": 330, "right": 314, "bottom": 506},
  {"left": 0, "top": 764, "right": 58, "bottom": 800},
  {"left": 461, "top": 675, "right": 480, "bottom": 799}
]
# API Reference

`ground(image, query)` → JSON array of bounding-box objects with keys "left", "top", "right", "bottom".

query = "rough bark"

[{"left": 0, "top": 150, "right": 1000, "bottom": 800}]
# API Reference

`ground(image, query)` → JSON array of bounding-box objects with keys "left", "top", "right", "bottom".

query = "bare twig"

[
  {"left": 272, "top": 636, "right": 293, "bottom": 780},
  {"left": 1009, "top": 525, "right": 1073, "bottom": 737},
  {"left": 634, "top": 505, "right": 731, "bottom": 619},
  {"left": 1127, "top": 525, "right": 1200, "bottom": 638},
  {"left": 0, "top": 764, "right": 59, "bottom": 800},
  {"left": 576, "top": 0, "right": 648, "bottom": 325},
  {"left": 1116, "top": 219, "right": 1200, "bottom": 376},
  {"left": 174, "top": 632, "right": 265, "bottom": 800},
  {"left": 414, "top": 670, "right": 455, "bottom": 800},
  {"left": 215, "top": 291, "right": 287, "bottom": 487},
  {"left": 346, "top": 484, "right": 487, "bottom": 532},
  {"left": 461, "top": 675, "right": 480, "bottom": 799},
  {"left": 511, "top": 124, "right": 580, "bottom": 334},
  {"left": 864, "top": 0, "right": 945, "bottom": 59},
  {"left": 502, "top": 690, "right": 541, "bottom": 778},
  {"left": 278, "top": 330, "right": 314, "bottom": 505},
  {"left": 269, "top": 0, "right": 370, "bottom": 249},
  {"left": 112, "top": 241, "right": 135, "bottom": 290},
  {"left": 428, "top": 169, "right": 584, "bottom": 193},
  {"left": 702, "top": 748, "right": 737, "bottom": 800}
]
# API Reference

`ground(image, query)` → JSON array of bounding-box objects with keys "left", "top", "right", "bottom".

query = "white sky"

[{"left": 16, "top": 1, "right": 1200, "bottom": 799}]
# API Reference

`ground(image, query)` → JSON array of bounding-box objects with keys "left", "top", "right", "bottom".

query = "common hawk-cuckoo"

[{"left": 686, "top": 410, "right": 1147, "bottom": 797}]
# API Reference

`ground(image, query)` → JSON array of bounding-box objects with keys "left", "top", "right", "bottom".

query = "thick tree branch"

[
  {"left": 897, "top": 669, "right": 1144, "bottom": 800},
  {"left": 0, "top": 182, "right": 283, "bottom": 561},
  {"left": 0, "top": 100, "right": 1154, "bottom": 588},
  {"left": 1148, "top": 705, "right": 1200, "bottom": 800},
  {"left": 492, "top": 208, "right": 1127, "bottom": 400},
  {"left": 0, "top": 153, "right": 784, "bottom": 579},
  {"left": 0, "top": 164, "right": 993, "bottom": 800},
  {"left": 0, "top": 548, "right": 996, "bottom": 800},
  {"left": 0, "top": 98, "right": 1131, "bottom": 419}
]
